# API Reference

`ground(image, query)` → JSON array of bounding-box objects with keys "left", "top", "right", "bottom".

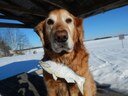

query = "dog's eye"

[
  {"left": 47, "top": 19, "right": 54, "bottom": 25},
  {"left": 66, "top": 18, "right": 72, "bottom": 23}
]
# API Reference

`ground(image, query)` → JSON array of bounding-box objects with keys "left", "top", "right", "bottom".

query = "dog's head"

[{"left": 35, "top": 9, "right": 84, "bottom": 53}]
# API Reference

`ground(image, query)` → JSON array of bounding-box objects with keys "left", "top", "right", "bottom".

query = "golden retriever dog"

[{"left": 35, "top": 9, "right": 96, "bottom": 96}]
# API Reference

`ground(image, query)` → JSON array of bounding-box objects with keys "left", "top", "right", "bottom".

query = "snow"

[
  {"left": 0, "top": 36, "right": 128, "bottom": 94},
  {"left": 0, "top": 53, "right": 43, "bottom": 80},
  {"left": 86, "top": 36, "right": 128, "bottom": 94}
]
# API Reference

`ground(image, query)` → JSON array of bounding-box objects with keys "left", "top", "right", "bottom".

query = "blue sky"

[
  {"left": 0, "top": 6, "right": 128, "bottom": 47},
  {"left": 83, "top": 6, "right": 128, "bottom": 40}
]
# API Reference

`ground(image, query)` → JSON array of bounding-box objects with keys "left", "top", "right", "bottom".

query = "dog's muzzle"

[
  {"left": 54, "top": 29, "right": 68, "bottom": 43},
  {"left": 51, "top": 29, "right": 73, "bottom": 53}
]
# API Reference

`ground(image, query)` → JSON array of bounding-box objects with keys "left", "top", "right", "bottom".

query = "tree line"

[{"left": 0, "top": 28, "right": 31, "bottom": 57}]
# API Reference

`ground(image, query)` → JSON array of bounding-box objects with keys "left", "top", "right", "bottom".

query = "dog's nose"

[{"left": 54, "top": 30, "right": 68, "bottom": 43}]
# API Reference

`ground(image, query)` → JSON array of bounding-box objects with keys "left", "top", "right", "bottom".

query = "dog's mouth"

[{"left": 51, "top": 41, "right": 73, "bottom": 53}]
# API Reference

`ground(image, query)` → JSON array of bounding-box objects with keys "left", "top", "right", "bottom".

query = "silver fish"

[{"left": 39, "top": 60, "right": 85, "bottom": 95}]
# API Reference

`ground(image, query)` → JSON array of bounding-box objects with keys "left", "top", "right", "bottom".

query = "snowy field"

[
  {"left": 0, "top": 53, "right": 43, "bottom": 80},
  {"left": 0, "top": 36, "right": 128, "bottom": 94},
  {"left": 86, "top": 36, "right": 128, "bottom": 94}
]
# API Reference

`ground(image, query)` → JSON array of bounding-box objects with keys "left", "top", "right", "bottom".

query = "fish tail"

[{"left": 76, "top": 77, "right": 85, "bottom": 95}]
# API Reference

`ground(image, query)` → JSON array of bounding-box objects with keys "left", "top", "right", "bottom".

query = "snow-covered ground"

[
  {"left": 0, "top": 36, "right": 128, "bottom": 94},
  {"left": 0, "top": 53, "right": 43, "bottom": 80},
  {"left": 86, "top": 36, "right": 128, "bottom": 94}
]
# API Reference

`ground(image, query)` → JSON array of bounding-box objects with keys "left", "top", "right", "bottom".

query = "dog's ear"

[
  {"left": 34, "top": 20, "right": 45, "bottom": 45},
  {"left": 74, "top": 17, "right": 84, "bottom": 44}
]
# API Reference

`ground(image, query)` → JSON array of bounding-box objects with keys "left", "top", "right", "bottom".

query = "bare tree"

[
  {"left": 0, "top": 28, "right": 31, "bottom": 51},
  {"left": 16, "top": 33, "right": 30, "bottom": 50},
  {"left": 0, "top": 37, "right": 11, "bottom": 57},
  {"left": 0, "top": 28, "right": 31, "bottom": 56}
]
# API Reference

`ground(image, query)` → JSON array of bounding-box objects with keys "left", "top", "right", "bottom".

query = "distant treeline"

[
  {"left": 94, "top": 36, "right": 112, "bottom": 40},
  {"left": 86, "top": 34, "right": 128, "bottom": 41}
]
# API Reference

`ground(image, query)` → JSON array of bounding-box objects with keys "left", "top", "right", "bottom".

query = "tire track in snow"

[
  {"left": 89, "top": 50, "right": 114, "bottom": 71},
  {"left": 89, "top": 49, "right": 128, "bottom": 94}
]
